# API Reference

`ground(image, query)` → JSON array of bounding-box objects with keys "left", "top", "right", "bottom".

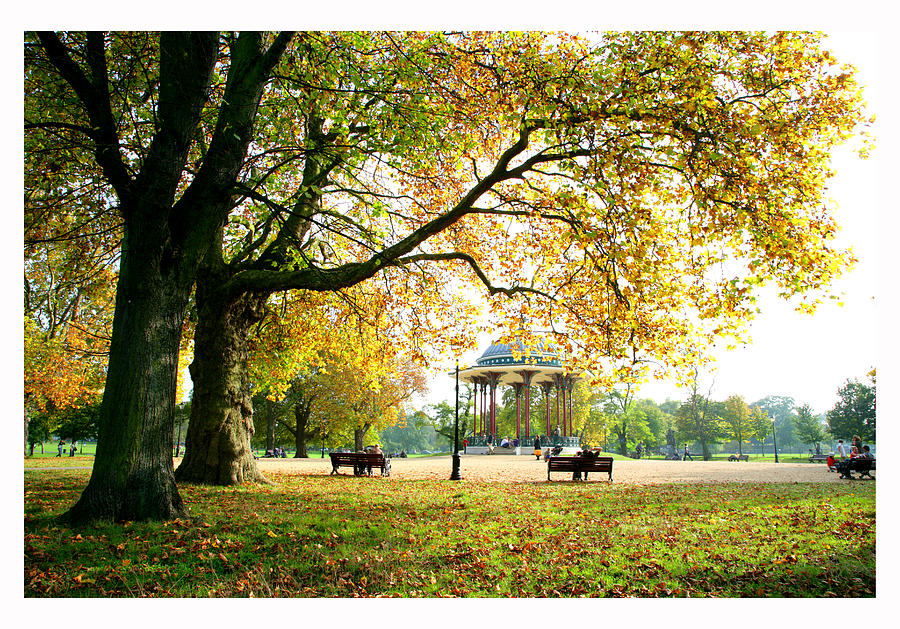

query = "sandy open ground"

[{"left": 256, "top": 454, "right": 849, "bottom": 484}]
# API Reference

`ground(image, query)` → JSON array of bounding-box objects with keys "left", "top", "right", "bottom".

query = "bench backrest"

[
  {"left": 329, "top": 452, "right": 385, "bottom": 463},
  {"left": 548, "top": 456, "right": 613, "bottom": 470},
  {"left": 547, "top": 457, "right": 579, "bottom": 469},
  {"left": 580, "top": 456, "right": 613, "bottom": 470}
]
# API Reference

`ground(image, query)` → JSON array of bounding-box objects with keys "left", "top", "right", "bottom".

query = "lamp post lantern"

[
  {"left": 450, "top": 361, "right": 462, "bottom": 480},
  {"left": 771, "top": 417, "right": 779, "bottom": 463}
]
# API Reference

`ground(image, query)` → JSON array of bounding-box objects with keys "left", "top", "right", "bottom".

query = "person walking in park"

[
  {"left": 69, "top": 443, "right": 77, "bottom": 457},
  {"left": 57, "top": 440, "right": 64, "bottom": 458},
  {"left": 683, "top": 444, "right": 693, "bottom": 461},
  {"left": 534, "top": 436, "right": 542, "bottom": 460}
]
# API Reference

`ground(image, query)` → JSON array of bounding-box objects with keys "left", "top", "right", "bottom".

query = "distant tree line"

[{"left": 429, "top": 369, "right": 877, "bottom": 460}]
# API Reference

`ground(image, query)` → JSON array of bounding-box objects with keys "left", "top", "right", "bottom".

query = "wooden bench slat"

[
  {"left": 547, "top": 456, "right": 613, "bottom": 482},
  {"left": 328, "top": 452, "right": 390, "bottom": 477},
  {"left": 840, "top": 458, "right": 875, "bottom": 479}
]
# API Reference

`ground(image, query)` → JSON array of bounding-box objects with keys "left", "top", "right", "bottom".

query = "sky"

[{"left": 422, "top": 31, "right": 886, "bottom": 417}]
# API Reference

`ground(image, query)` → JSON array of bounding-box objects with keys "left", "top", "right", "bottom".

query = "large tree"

[
  {"left": 26, "top": 31, "right": 869, "bottom": 521},
  {"left": 173, "top": 31, "right": 871, "bottom": 487},
  {"left": 826, "top": 374, "right": 876, "bottom": 443},
  {"left": 26, "top": 31, "right": 293, "bottom": 521}
]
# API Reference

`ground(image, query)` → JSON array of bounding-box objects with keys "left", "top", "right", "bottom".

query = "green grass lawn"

[{"left": 24, "top": 469, "right": 874, "bottom": 598}]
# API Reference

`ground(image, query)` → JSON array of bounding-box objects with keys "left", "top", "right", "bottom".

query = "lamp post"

[
  {"left": 771, "top": 417, "right": 779, "bottom": 463},
  {"left": 450, "top": 361, "right": 462, "bottom": 480},
  {"left": 321, "top": 419, "right": 326, "bottom": 458}
]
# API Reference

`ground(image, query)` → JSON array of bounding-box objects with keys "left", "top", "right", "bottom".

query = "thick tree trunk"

[
  {"left": 354, "top": 424, "right": 371, "bottom": 452},
  {"left": 615, "top": 422, "right": 629, "bottom": 456},
  {"left": 176, "top": 275, "right": 270, "bottom": 485},
  {"left": 293, "top": 403, "right": 311, "bottom": 458},
  {"left": 266, "top": 407, "right": 276, "bottom": 454},
  {"left": 65, "top": 244, "right": 190, "bottom": 523}
]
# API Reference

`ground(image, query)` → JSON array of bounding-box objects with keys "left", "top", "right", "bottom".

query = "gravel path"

[{"left": 257, "top": 454, "right": 845, "bottom": 484}]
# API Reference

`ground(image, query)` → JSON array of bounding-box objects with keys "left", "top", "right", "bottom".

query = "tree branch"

[
  {"left": 35, "top": 31, "right": 134, "bottom": 202},
  {"left": 394, "top": 252, "right": 556, "bottom": 300}
]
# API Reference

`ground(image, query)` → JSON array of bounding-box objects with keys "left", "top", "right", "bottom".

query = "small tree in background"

[
  {"left": 55, "top": 399, "right": 101, "bottom": 453},
  {"left": 749, "top": 407, "right": 772, "bottom": 457},
  {"left": 792, "top": 403, "right": 828, "bottom": 454},
  {"left": 752, "top": 395, "right": 797, "bottom": 451},
  {"left": 722, "top": 395, "right": 754, "bottom": 456}
]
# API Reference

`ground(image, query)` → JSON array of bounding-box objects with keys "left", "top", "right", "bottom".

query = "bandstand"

[{"left": 457, "top": 339, "right": 582, "bottom": 455}]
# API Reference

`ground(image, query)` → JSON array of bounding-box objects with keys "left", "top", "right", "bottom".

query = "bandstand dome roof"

[
  {"left": 457, "top": 337, "right": 581, "bottom": 387},
  {"left": 476, "top": 339, "right": 561, "bottom": 368}
]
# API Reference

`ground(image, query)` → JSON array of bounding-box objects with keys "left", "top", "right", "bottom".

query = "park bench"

[
  {"left": 547, "top": 456, "right": 613, "bottom": 482},
  {"left": 328, "top": 452, "right": 391, "bottom": 477},
  {"left": 809, "top": 454, "right": 829, "bottom": 463},
  {"left": 839, "top": 458, "right": 875, "bottom": 480},
  {"left": 728, "top": 454, "right": 749, "bottom": 461}
]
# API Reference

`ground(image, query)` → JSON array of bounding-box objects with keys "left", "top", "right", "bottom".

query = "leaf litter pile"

[{"left": 24, "top": 469, "right": 874, "bottom": 597}]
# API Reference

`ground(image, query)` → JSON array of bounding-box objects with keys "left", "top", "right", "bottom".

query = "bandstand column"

[
  {"left": 567, "top": 377, "right": 575, "bottom": 437},
  {"left": 479, "top": 378, "right": 486, "bottom": 437},
  {"left": 512, "top": 382, "right": 523, "bottom": 441},
  {"left": 492, "top": 372, "right": 502, "bottom": 437},
  {"left": 553, "top": 374, "right": 562, "bottom": 430},
  {"left": 541, "top": 381, "right": 553, "bottom": 436},
  {"left": 517, "top": 370, "right": 535, "bottom": 439},
  {"left": 472, "top": 377, "right": 484, "bottom": 435},
  {"left": 471, "top": 379, "right": 476, "bottom": 436},
  {"left": 561, "top": 375, "right": 568, "bottom": 436}
]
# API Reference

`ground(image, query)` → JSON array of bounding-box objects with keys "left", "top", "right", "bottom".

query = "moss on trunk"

[{"left": 176, "top": 275, "right": 270, "bottom": 485}]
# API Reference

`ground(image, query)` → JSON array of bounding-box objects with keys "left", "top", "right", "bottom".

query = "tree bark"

[
  {"left": 265, "top": 402, "right": 276, "bottom": 454},
  {"left": 24, "top": 407, "right": 30, "bottom": 458},
  {"left": 292, "top": 402, "right": 311, "bottom": 458},
  {"left": 65, "top": 235, "right": 191, "bottom": 523},
  {"left": 176, "top": 270, "right": 270, "bottom": 485},
  {"left": 354, "top": 424, "right": 371, "bottom": 452},
  {"left": 34, "top": 31, "right": 294, "bottom": 522}
]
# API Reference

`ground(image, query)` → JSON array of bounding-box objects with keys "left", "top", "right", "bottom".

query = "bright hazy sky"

[{"left": 425, "top": 31, "right": 884, "bottom": 416}]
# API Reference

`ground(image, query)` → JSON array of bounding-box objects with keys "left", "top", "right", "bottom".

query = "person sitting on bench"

[
  {"left": 836, "top": 446, "right": 860, "bottom": 478},
  {"left": 578, "top": 447, "right": 597, "bottom": 481}
]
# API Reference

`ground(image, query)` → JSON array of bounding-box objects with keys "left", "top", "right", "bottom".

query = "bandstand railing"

[{"left": 465, "top": 434, "right": 580, "bottom": 449}]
